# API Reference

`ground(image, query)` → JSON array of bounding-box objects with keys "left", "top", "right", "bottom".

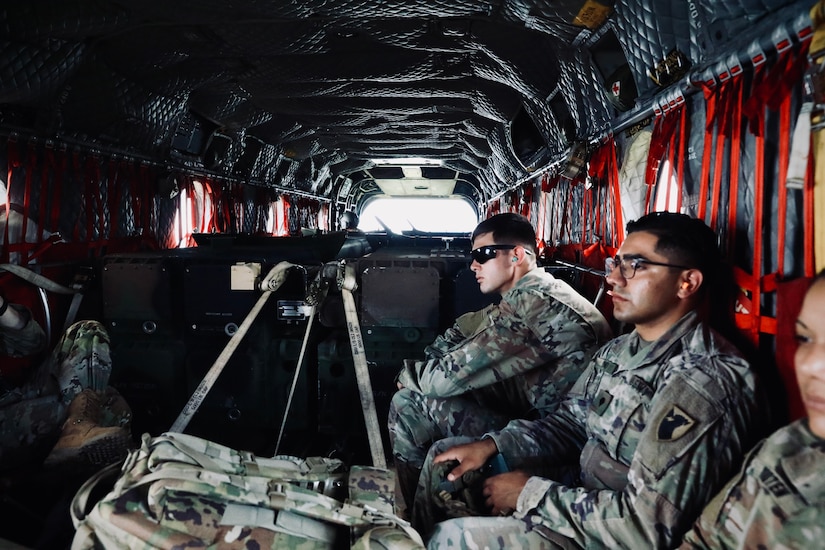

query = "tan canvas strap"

[
  {"left": 170, "top": 261, "right": 297, "bottom": 433},
  {"left": 341, "top": 262, "right": 386, "bottom": 468}
]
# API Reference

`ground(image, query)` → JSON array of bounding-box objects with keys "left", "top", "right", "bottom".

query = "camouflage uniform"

[
  {"left": 389, "top": 269, "right": 612, "bottom": 470},
  {"left": 0, "top": 310, "right": 115, "bottom": 470},
  {"left": 679, "top": 418, "right": 825, "bottom": 549},
  {"left": 419, "top": 312, "right": 762, "bottom": 549}
]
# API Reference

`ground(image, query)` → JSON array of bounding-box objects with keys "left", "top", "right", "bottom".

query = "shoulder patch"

[{"left": 656, "top": 406, "right": 695, "bottom": 441}]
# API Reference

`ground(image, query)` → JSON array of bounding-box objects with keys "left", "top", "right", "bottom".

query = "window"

[{"left": 358, "top": 197, "right": 478, "bottom": 234}]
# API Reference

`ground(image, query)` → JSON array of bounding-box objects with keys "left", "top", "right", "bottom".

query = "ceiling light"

[{"left": 371, "top": 157, "right": 442, "bottom": 166}]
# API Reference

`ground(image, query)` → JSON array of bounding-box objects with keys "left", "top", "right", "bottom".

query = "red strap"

[
  {"left": 49, "top": 147, "right": 66, "bottom": 234},
  {"left": 675, "top": 106, "right": 687, "bottom": 212},
  {"left": 39, "top": 147, "right": 54, "bottom": 242},
  {"left": 725, "top": 78, "right": 744, "bottom": 254},
  {"left": 607, "top": 140, "right": 623, "bottom": 247},
  {"left": 776, "top": 95, "right": 792, "bottom": 275},
  {"left": 804, "top": 151, "right": 815, "bottom": 278},
  {"left": 18, "top": 143, "right": 36, "bottom": 264},
  {"left": 3, "top": 139, "right": 21, "bottom": 264},
  {"left": 71, "top": 151, "right": 82, "bottom": 242},
  {"left": 697, "top": 81, "right": 718, "bottom": 221},
  {"left": 536, "top": 177, "right": 548, "bottom": 247},
  {"left": 106, "top": 159, "right": 121, "bottom": 240},
  {"left": 709, "top": 80, "right": 733, "bottom": 231},
  {"left": 645, "top": 108, "right": 680, "bottom": 187},
  {"left": 582, "top": 180, "right": 591, "bottom": 243}
]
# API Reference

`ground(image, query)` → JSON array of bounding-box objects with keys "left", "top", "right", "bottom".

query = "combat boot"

[
  {"left": 44, "top": 388, "right": 133, "bottom": 469},
  {"left": 98, "top": 385, "right": 132, "bottom": 429}
]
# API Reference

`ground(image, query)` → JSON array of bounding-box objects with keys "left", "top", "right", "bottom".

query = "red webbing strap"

[
  {"left": 279, "top": 193, "right": 290, "bottom": 236},
  {"left": 106, "top": 159, "right": 121, "bottom": 241},
  {"left": 70, "top": 151, "right": 82, "bottom": 242},
  {"left": 86, "top": 155, "right": 106, "bottom": 251},
  {"left": 582, "top": 179, "right": 592, "bottom": 243},
  {"left": 749, "top": 128, "right": 765, "bottom": 345},
  {"left": 662, "top": 117, "right": 676, "bottom": 209},
  {"left": 726, "top": 78, "right": 744, "bottom": 255},
  {"left": 593, "top": 181, "right": 603, "bottom": 241},
  {"left": 48, "top": 147, "right": 66, "bottom": 235},
  {"left": 587, "top": 145, "right": 607, "bottom": 242},
  {"left": 17, "top": 143, "right": 36, "bottom": 265},
  {"left": 744, "top": 54, "right": 790, "bottom": 137},
  {"left": 140, "top": 164, "right": 156, "bottom": 238},
  {"left": 83, "top": 155, "right": 95, "bottom": 242},
  {"left": 697, "top": 80, "right": 718, "bottom": 221},
  {"left": 184, "top": 176, "right": 199, "bottom": 246},
  {"left": 520, "top": 184, "right": 532, "bottom": 220},
  {"left": 127, "top": 161, "right": 141, "bottom": 236},
  {"left": 38, "top": 147, "right": 53, "bottom": 242},
  {"left": 189, "top": 177, "right": 202, "bottom": 240},
  {"left": 776, "top": 95, "right": 792, "bottom": 275},
  {"left": 536, "top": 176, "right": 548, "bottom": 248},
  {"left": 675, "top": 105, "right": 687, "bottom": 212},
  {"left": 709, "top": 79, "right": 733, "bottom": 231},
  {"left": 645, "top": 108, "right": 679, "bottom": 212},
  {"left": 804, "top": 151, "right": 815, "bottom": 277},
  {"left": 607, "top": 139, "right": 623, "bottom": 247},
  {"left": 553, "top": 181, "right": 573, "bottom": 246},
  {"left": 3, "top": 139, "right": 21, "bottom": 264}
]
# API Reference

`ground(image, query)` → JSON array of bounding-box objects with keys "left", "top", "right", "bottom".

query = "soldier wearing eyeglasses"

[
  {"left": 388, "top": 212, "right": 613, "bottom": 515},
  {"left": 417, "top": 212, "right": 765, "bottom": 549}
]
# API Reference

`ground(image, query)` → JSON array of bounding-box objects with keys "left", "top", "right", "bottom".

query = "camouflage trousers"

[
  {"left": 427, "top": 516, "right": 564, "bottom": 549},
  {"left": 388, "top": 388, "right": 511, "bottom": 469},
  {"left": 0, "top": 320, "right": 113, "bottom": 470}
]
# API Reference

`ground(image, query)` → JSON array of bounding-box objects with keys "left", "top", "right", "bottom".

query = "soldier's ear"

[{"left": 677, "top": 270, "right": 703, "bottom": 298}]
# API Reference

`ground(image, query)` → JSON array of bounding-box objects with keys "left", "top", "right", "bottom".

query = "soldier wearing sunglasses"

[
  {"left": 389, "top": 212, "right": 612, "bottom": 515},
  {"left": 418, "top": 212, "right": 764, "bottom": 549}
]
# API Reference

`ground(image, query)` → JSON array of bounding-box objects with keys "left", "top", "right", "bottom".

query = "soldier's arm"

[
  {"left": 407, "top": 297, "right": 600, "bottom": 398},
  {"left": 677, "top": 454, "right": 753, "bottom": 549},
  {"left": 0, "top": 299, "right": 48, "bottom": 357},
  {"left": 398, "top": 303, "right": 556, "bottom": 397},
  {"left": 486, "top": 361, "right": 596, "bottom": 467},
  {"left": 510, "top": 362, "right": 758, "bottom": 549}
]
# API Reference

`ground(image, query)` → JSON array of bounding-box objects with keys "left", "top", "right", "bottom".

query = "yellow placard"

[{"left": 573, "top": 0, "right": 613, "bottom": 30}]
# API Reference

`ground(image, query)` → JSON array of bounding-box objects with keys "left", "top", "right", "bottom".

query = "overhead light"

[{"left": 371, "top": 157, "right": 442, "bottom": 166}]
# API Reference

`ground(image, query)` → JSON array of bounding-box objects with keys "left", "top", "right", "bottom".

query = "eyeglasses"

[
  {"left": 470, "top": 244, "right": 533, "bottom": 264},
  {"left": 604, "top": 255, "right": 692, "bottom": 279}
]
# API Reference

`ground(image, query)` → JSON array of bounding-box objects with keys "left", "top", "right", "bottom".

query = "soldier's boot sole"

[{"left": 45, "top": 428, "right": 133, "bottom": 468}]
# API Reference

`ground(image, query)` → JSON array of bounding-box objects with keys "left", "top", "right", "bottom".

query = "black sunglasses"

[{"left": 470, "top": 244, "right": 533, "bottom": 264}]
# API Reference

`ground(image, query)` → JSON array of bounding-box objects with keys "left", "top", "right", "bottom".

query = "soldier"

[
  {"left": 679, "top": 270, "right": 825, "bottom": 548},
  {"left": 0, "top": 292, "right": 133, "bottom": 472},
  {"left": 417, "top": 212, "right": 763, "bottom": 548},
  {"left": 388, "top": 212, "right": 612, "bottom": 512}
]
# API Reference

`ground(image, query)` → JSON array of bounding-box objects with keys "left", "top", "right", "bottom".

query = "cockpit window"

[{"left": 358, "top": 197, "right": 478, "bottom": 235}]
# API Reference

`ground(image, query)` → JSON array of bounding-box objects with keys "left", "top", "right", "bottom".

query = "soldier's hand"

[
  {"left": 433, "top": 438, "right": 498, "bottom": 481},
  {"left": 483, "top": 471, "right": 530, "bottom": 515}
]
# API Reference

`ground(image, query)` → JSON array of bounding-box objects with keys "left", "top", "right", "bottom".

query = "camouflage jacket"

[
  {"left": 680, "top": 419, "right": 825, "bottom": 549},
  {"left": 487, "top": 311, "right": 761, "bottom": 549},
  {"left": 396, "top": 269, "right": 612, "bottom": 417},
  {"left": 0, "top": 304, "right": 47, "bottom": 358}
]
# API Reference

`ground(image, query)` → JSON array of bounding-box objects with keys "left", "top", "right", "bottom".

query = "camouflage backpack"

[{"left": 71, "top": 432, "right": 423, "bottom": 549}]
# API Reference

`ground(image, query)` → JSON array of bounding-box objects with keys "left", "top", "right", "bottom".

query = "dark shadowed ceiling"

[{"left": 0, "top": 0, "right": 811, "bottom": 208}]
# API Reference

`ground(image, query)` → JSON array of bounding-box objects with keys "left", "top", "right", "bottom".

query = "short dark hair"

[
  {"left": 472, "top": 213, "right": 537, "bottom": 254},
  {"left": 626, "top": 211, "right": 721, "bottom": 282}
]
